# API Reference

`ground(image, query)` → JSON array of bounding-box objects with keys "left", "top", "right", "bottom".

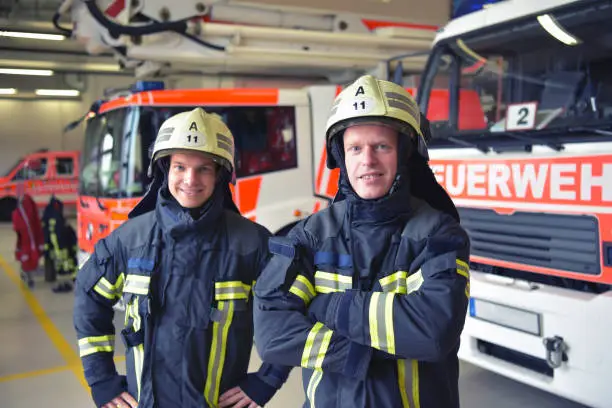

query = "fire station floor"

[{"left": 0, "top": 222, "right": 589, "bottom": 408}]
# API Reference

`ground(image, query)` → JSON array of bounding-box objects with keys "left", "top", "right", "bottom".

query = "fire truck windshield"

[
  {"left": 80, "top": 108, "right": 129, "bottom": 198},
  {"left": 419, "top": 2, "right": 612, "bottom": 151},
  {"left": 80, "top": 104, "right": 298, "bottom": 199},
  {"left": 133, "top": 105, "right": 297, "bottom": 194}
]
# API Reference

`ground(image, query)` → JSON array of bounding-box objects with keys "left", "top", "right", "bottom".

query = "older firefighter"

[
  {"left": 253, "top": 75, "right": 470, "bottom": 408},
  {"left": 74, "top": 108, "right": 289, "bottom": 408}
]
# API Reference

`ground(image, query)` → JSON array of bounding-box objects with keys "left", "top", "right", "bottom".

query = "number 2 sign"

[{"left": 505, "top": 101, "right": 538, "bottom": 131}]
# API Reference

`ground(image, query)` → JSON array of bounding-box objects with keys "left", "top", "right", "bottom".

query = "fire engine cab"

[
  {"left": 0, "top": 149, "right": 80, "bottom": 220},
  {"left": 418, "top": 1, "right": 612, "bottom": 406}
]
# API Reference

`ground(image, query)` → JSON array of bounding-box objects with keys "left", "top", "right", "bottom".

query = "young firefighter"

[
  {"left": 253, "top": 75, "right": 471, "bottom": 407},
  {"left": 74, "top": 108, "right": 289, "bottom": 408}
]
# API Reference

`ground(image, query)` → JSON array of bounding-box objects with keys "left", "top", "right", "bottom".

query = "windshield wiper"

[
  {"left": 490, "top": 130, "right": 564, "bottom": 151},
  {"left": 566, "top": 126, "right": 612, "bottom": 137},
  {"left": 446, "top": 136, "right": 491, "bottom": 153}
]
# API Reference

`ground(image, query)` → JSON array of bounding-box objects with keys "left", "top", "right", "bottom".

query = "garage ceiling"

[{"left": 0, "top": 0, "right": 450, "bottom": 80}]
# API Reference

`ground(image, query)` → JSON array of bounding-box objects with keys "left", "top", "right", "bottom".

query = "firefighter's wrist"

[
  {"left": 90, "top": 374, "right": 127, "bottom": 408},
  {"left": 238, "top": 373, "right": 277, "bottom": 406},
  {"left": 343, "top": 340, "right": 372, "bottom": 379},
  {"left": 333, "top": 290, "right": 357, "bottom": 337}
]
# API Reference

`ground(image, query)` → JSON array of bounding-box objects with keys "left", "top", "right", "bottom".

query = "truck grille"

[{"left": 458, "top": 208, "right": 600, "bottom": 275}]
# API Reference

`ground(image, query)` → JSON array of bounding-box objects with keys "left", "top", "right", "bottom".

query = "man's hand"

[
  {"left": 102, "top": 392, "right": 138, "bottom": 408},
  {"left": 219, "top": 386, "right": 261, "bottom": 408}
]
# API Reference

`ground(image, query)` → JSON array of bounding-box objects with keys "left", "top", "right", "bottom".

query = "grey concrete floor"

[{"left": 0, "top": 223, "right": 589, "bottom": 408}]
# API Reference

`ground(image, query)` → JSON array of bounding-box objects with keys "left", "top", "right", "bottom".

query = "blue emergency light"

[{"left": 131, "top": 81, "right": 165, "bottom": 93}]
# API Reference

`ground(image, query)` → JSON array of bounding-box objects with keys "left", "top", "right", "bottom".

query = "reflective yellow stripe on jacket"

[
  {"left": 78, "top": 335, "right": 115, "bottom": 357},
  {"left": 302, "top": 322, "right": 333, "bottom": 408},
  {"left": 398, "top": 359, "right": 420, "bottom": 408},
  {"left": 204, "top": 282, "right": 246, "bottom": 406},
  {"left": 214, "top": 281, "right": 251, "bottom": 300},
  {"left": 204, "top": 300, "right": 235, "bottom": 407},
  {"left": 124, "top": 296, "right": 144, "bottom": 400},
  {"left": 314, "top": 271, "right": 352, "bottom": 294},
  {"left": 93, "top": 273, "right": 125, "bottom": 300},
  {"left": 368, "top": 292, "right": 396, "bottom": 354},
  {"left": 289, "top": 275, "right": 316, "bottom": 305},
  {"left": 379, "top": 270, "right": 424, "bottom": 295},
  {"left": 456, "top": 259, "right": 470, "bottom": 299}
]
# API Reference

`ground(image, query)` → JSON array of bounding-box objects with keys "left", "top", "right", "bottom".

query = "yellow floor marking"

[
  {"left": 0, "top": 256, "right": 88, "bottom": 389},
  {"left": 0, "top": 356, "right": 125, "bottom": 384},
  {"left": 0, "top": 365, "right": 70, "bottom": 383}
]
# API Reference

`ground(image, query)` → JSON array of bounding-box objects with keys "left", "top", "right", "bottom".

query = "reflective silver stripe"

[
  {"left": 306, "top": 370, "right": 324, "bottom": 408},
  {"left": 385, "top": 91, "right": 419, "bottom": 118},
  {"left": 368, "top": 292, "right": 396, "bottom": 354},
  {"left": 124, "top": 274, "right": 150, "bottom": 295},
  {"left": 398, "top": 359, "right": 420, "bottom": 408},
  {"left": 204, "top": 300, "right": 235, "bottom": 406},
  {"left": 301, "top": 322, "right": 333, "bottom": 370},
  {"left": 289, "top": 275, "right": 316, "bottom": 305},
  {"left": 217, "top": 140, "right": 233, "bottom": 155},
  {"left": 214, "top": 281, "right": 251, "bottom": 300},
  {"left": 380, "top": 271, "right": 408, "bottom": 294},
  {"left": 406, "top": 271, "right": 423, "bottom": 294},
  {"left": 132, "top": 299, "right": 144, "bottom": 399},
  {"left": 134, "top": 344, "right": 144, "bottom": 400},
  {"left": 78, "top": 335, "right": 115, "bottom": 357},
  {"left": 93, "top": 273, "right": 125, "bottom": 300},
  {"left": 314, "top": 271, "right": 352, "bottom": 293},
  {"left": 94, "top": 277, "right": 116, "bottom": 300},
  {"left": 380, "top": 271, "right": 423, "bottom": 295}
]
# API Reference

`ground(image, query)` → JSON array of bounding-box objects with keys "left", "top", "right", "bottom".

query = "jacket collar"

[
  {"left": 338, "top": 173, "right": 413, "bottom": 225},
  {"left": 155, "top": 186, "right": 224, "bottom": 238}
]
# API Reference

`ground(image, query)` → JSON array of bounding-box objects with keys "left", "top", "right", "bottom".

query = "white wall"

[{"left": 0, "top": 73, "right": 319, "bottom": 175}]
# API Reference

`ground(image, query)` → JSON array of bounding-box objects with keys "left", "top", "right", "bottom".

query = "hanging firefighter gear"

[
  {"left": 12, "top": 189, "right": 44, "bottom": 288},
  {"left": 42, "top": 196, "right": 78, "bottom": 281}
]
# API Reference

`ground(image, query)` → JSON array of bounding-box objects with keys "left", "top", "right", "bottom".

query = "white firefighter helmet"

[
  {"left": 324, "top": 75, "right": 427, "bottom": 168},
  {"left": 148, "top": 107, "right": 234, "bottom": 177}
]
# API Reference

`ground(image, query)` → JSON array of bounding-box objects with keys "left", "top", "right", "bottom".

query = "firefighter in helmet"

[
  {"left": 254, "top": 75, "right": 470, "bottom": 408},
  {"left": 75, "top": 107, "right": 290, "bottom": 408}
]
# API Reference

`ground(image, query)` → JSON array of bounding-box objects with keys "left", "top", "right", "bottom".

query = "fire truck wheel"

[{"left": 0, "top": 197, "right": 17, "bottom": 222}]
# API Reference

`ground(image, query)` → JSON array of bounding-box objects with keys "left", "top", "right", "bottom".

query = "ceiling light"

[
  {"left": 35, "top": 89, "right": 80, "bottom": 97},
  {"left": 537, "top": 14, "right": 581, "bottom": 46},
  {"left": 0, "top": 30, "right": 65, "bottom": 41},
  {"left": 0, "top": 68, "right": 54, "bottom": 76},
  {"left": 0, "top": 88, "right": 17, "bottom": 95}
]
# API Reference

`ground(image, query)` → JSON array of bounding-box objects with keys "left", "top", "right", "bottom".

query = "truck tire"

[{"left": 0, "top": 197, "right": 17, "bottom": 221}]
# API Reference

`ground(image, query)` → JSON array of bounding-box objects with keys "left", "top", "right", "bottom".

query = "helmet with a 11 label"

[
  {"left": 324, "top": 75, "right": 428, "bottom": 169},
  {"left": 148, "top": 107, "right": 235, "bottom": 177}
]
